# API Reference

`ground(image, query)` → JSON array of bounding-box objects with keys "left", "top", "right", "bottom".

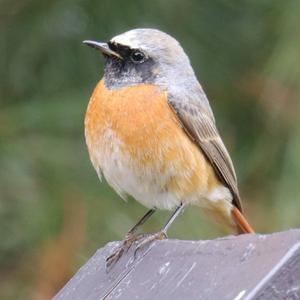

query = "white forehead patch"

[
  {"left": 110, "top": 28, "right": 175, "bottom": 51},
  {"left": 111, "top": 30, "right": 141, "bottom": 49}
]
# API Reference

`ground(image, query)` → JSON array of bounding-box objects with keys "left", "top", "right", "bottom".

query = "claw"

[
  {"left": 106, "top": 246, "right": 125, "bottom": 270},
  {"left": 134, "top": 231, "right": 167, "bottom": 258},
  {"left": 105, "top": 233, "right": 147, "bottom": 270}
]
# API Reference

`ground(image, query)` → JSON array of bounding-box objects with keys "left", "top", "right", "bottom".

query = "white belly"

[
  {"left": 86, "top": 126, "right": 233, "bottom": 212},
  {"left": 86, "top": 127, "right": 181, "bottom": 210}
]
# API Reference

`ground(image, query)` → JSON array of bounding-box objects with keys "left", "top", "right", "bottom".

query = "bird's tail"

[
  {"left": 231, "top": 206, "right": 255, "bottom": 234},
  {"left": 200, "top": 200, "right": 255, "bottom": 234}
]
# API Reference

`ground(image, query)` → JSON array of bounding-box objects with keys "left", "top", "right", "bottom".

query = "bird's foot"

[
  {"left": 106, "top": 233, "right": 147, "bottom": 270},
  {"left": 134, "top": 231, "right": 167, "bottom": 258}
]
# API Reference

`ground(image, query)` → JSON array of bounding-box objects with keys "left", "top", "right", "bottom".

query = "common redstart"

[{"left": 83, "top": 28, "right": 254, "bottom": 267}]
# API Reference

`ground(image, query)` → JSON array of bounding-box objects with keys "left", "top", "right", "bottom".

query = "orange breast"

[{"left": 85, "top": 79, "right": 220, "bottom": 201}]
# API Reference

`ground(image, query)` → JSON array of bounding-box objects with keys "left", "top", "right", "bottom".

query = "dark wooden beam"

[{"left": 54, "top": 229, "right": 300, "bottom": 300}]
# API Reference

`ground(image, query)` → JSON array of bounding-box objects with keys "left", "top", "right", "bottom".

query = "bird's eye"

[{"left": 130, "top": 51, "right": 146, "bottom": 63}]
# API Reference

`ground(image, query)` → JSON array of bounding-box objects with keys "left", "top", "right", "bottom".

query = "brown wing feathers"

[
  {"left": 168, "top": 97, "right": 255, "bottom": 233},
  {"left": 168, "top": 98, "right": 243, "bottom": 212}
]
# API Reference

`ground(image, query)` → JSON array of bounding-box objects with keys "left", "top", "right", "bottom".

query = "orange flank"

[
  {"left": 85, "top": 79, "right": 247, "bottom": 233},
  {"left": 85, "top": 80, "right": 219, "bottom": 196}
]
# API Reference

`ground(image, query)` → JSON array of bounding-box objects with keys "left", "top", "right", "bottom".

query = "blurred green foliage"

[{"left": 1, "top": 0, "right": 300, "bottom": 299}]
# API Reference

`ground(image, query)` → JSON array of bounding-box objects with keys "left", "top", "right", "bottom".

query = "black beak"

[{"left": 83, "top": 40, "right": 123, "bottom": 59}]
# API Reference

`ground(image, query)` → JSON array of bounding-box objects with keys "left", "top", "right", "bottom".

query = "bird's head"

[{"left": 83, "top": 28, "right": 195, "bottom": 90}]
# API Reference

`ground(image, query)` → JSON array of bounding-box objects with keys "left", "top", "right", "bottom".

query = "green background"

[{"left": 1, "top": 0, "right": 300, "bottom": 299}]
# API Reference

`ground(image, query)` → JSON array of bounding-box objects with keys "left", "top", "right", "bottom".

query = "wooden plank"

[
  {"left": 54, "top": 229, "right": 300, "bottom": 300},
  {"left": 245, "top": 240, "right": 300, "bottom": 299}
]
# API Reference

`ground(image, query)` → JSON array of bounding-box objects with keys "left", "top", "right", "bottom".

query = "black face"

[{"left": 103, "top": 42, "right": 157, "bottom": 89}]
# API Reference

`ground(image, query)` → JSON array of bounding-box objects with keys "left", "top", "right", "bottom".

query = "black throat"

[{"left": 103, "top": 43, "right": 157, "bottom": 90}]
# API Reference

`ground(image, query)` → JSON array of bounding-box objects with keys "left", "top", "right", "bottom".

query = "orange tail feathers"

[{"left": 232, "top": 206, "right": 255, "bottom": 234}]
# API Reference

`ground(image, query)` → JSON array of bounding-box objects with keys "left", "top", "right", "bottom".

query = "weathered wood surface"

[{"left": 54, "top": 229, "right": 300, "bottom": 300}]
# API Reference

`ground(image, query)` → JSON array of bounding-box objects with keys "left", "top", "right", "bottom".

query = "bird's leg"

[
  {"left": 106, "top": 208, "right": 156, "bottom": 269},
  {"left": 127, "top": 208, "right": 156, "bottom": 236},
  {"left": 134, "top": 203, "right": 186, "bottom": 257}
]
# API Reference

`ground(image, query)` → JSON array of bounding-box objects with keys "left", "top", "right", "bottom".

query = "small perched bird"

[{"left": 83, "top": 28, "right": 254, "bottom": 267}]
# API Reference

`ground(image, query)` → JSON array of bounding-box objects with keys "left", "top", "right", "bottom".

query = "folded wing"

[{"left": 168, "top": 92, "right": 242, "bottom": 212}]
